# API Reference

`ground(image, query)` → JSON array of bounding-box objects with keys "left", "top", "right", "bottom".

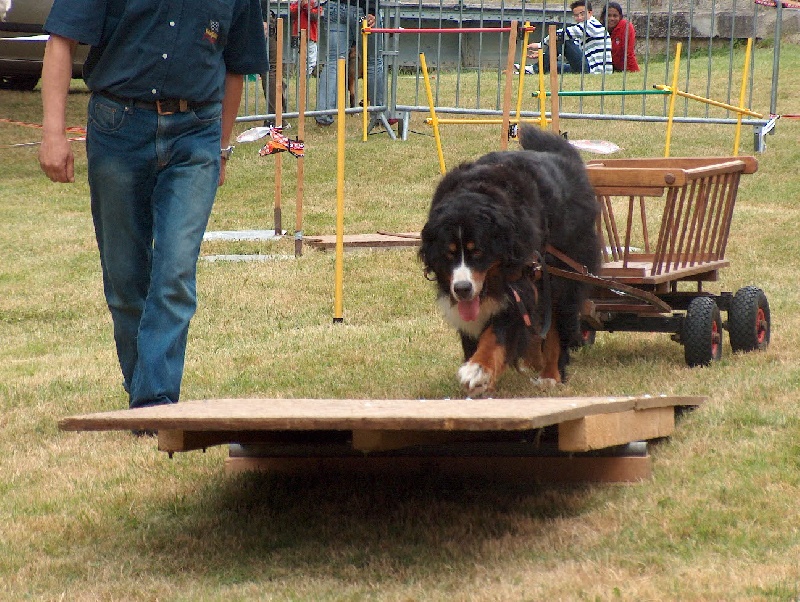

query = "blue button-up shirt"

[{"left": 44, "top": 0, "right": 268, "bottom": 102}]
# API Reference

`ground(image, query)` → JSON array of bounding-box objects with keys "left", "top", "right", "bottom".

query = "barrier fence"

[{"left": 243, "top": 0, "right": 789, "bottom": 151}]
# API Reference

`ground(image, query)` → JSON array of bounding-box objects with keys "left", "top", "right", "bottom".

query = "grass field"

[{"left": 1, "top": 42, "right": 800, "bottom": 601}]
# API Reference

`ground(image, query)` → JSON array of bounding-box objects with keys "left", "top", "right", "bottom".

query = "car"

[{"left": 0, "top": 0, "right": 88, "bottom": 90}]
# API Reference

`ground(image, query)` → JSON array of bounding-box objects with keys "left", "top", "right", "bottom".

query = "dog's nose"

[{"left": 452, "top": 281, "right": 474, "bottom": 300}]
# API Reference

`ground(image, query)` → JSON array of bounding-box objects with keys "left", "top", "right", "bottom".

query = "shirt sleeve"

[
  {"left": 223, "top": 0, "right": 269, "bottom": 74},
  {"left": 625, "top": 22, "right": 639, "bottom": 69},
  {"left": 43, "top": 0, "right": 107, "bottom": 46}
]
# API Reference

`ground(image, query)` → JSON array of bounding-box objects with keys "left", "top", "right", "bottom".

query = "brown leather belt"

[{"left": 97, "top": 91, "right": 214, "bottom": 115}]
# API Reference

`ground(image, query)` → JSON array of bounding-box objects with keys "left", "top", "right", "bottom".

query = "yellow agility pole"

[
  {"left": 428, "top": 117, "right": 542, "bottom": 125},
  {"left": 734, "top": 38, "right": 754, "bottom": 156},
  {"left": 500, "top": 20, "right": 518, "bottom": 150},
  {"left": 653, "top": 85, "right": 763, "bottom": 119},
  {"left": 653, "top": 85, "right": 764, "bottom": 119},
  {"left": 295, "top": 29, "right": 307, "bottom": 257},
  {"left": 420, "top": 53, "right": 446, "bottom": 174},
  {"left": 274, "top": 18, "right": 284, "bottom": 233},
  {"left": 664, "top": 42, "right": 682, "bottom": 158},
  {"left": 334, "top": 57, "right": 346, "bottom": 323},
  {"left": 537, "top": 40, "right": 547, "bottom": 129},
  {"left": 361, "top": 19, "right": 369, "bottom": 141}
]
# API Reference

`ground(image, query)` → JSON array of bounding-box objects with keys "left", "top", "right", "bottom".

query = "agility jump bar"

[
  {"left": 532, "top": 89, "right": 671, "bottom": 97},
  {"left": 364, "top": 26, "right": 536, "bottom": 34}
]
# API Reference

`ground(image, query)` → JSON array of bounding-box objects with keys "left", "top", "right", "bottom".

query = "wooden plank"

[
  {"left": 224, "top": 455, "right": 652, "bottom": 483},
  {"left": 304, "top": 232, "right": 420, "bottom": 250},
  {"left": 587, "top": 156, "right": 757, "bottom": 174},
  {"left": 598, "top": 260, "right": 729, "bottom": 285},
  {"left": 558, "top": 406, "right": 675, "bottom": 452},
  {"left": 586, "top": 166, "right": 688, "bottom": 188},
  {"left": 59, "top": 395, "right": 704, "bottom": 434}
]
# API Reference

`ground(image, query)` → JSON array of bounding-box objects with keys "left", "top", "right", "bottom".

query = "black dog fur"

[{"left": 419, "top": 125, "right": 601, "bottom": 395}]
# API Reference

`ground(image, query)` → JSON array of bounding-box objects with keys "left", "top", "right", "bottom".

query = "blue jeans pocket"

[
  {"left": 191, "top": 102, "right": 223, "bottom": 126},
  {"left": 89, "top": 95, "right": 127, "bottom": 133}
]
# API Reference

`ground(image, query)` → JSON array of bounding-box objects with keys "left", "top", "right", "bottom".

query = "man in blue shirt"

[{"left": 39, "top": 0, "right": 268, "bottom": 417}]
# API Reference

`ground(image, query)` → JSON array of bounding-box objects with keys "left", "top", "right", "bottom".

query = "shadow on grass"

[{"left": 130, "top": 467, "right": 602, "bottom": 582}]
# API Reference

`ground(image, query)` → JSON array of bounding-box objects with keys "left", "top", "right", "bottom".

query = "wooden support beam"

[
  {"left": 224, "top": 454, "right": 652, "bottom": 484},
  {"left": 558, "top": 406, "right": 675, "bottom": 452}
]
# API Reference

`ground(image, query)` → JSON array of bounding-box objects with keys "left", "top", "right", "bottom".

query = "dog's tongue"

[{"left": 458, "top": 297, "right": 481, "bottom": 321}]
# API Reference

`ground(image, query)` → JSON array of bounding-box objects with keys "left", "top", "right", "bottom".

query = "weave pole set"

[
  {"left": 262, "top": 19, "right": 309, "bottom": 257},
  {"left": 421, "top": 32, "right": 762, "bottom": 172}
]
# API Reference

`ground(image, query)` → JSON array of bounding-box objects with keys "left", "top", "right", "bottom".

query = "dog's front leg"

[
  {"left": 539, "top": 326, "right": 562, "bottom": 384},
  {"left": 458, "top": 326, "right": 506, "bottom": 396}
]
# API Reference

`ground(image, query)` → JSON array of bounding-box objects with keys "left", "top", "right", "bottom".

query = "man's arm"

[
  {"left": 218, "top": 72, "right": 244, "bottom": 186},
  {"left": 39, "top": 34, "right": 78, "bottom": 183}
]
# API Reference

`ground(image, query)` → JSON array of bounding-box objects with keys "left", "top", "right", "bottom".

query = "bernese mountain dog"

[{"left": 419, "top": 125, "right": 601, "bottom": 396}]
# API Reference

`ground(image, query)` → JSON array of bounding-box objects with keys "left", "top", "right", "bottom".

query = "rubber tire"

[
  {"left": 729, "top": 286, "right": 770, "bottom": 353},
  {"left": 683, "top": 297, "right": 723, "bottom": 367},
  {"left": 0, "top": 75, "right": 40, "bottom": 91}
]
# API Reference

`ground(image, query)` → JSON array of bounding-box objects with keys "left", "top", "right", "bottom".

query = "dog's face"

[{"left": 420, "top": 191, "right": 515, "bottom": 333}]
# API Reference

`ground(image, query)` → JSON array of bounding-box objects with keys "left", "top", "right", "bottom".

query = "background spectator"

[
  {"left": 527, "top": 0, "right": 612, "bottom": 74},
  {"left": 290, "top": 0, "right": 320, "bottom": 76},
  {"left": 600, "top": 2, "right": 640, "bottom": 72}
]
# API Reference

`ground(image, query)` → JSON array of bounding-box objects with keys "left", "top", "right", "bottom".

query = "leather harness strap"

[{"left": 508, "top": 250, "right": 552, "bottom": 339}]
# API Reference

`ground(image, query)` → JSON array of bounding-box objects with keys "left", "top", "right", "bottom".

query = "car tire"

[{"left": 0, "top": 74, "right": 40, "bottom": 91}]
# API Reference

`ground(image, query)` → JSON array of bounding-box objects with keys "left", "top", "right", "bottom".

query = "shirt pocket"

[{"left": 196, "top": 0, "right": 234, "bottom": 51}]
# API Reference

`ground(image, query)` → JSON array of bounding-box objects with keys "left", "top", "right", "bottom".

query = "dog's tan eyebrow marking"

[
  {"left": 466, "top": 241, "right": 476, "bottom": 251},
  {"left": 448, "top": 242, "right": 457, "bottom": 253}
]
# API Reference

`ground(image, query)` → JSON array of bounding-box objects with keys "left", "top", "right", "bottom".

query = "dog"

[
  {"left": 347, "top": 44, "right": 361, "bottom": 108},
  {"left": 419, "top": 125, "right": 601, "bottom": 396}
]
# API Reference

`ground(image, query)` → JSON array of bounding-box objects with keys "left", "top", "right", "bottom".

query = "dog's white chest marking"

[{"left": 437, "top": 295, "right": 505, "bottom": 338}]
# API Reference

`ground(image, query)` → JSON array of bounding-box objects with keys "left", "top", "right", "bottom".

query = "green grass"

[{"left": 1, "top": 43, "right": 800, "bottom": 600}]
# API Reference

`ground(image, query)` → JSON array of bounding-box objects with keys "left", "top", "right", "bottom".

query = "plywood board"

[
  {"left": 304, "top": 232, "right": 420, "bottom": 250},
  {"left": 59, "top": 395, "right": 703, "bottom": 435}
]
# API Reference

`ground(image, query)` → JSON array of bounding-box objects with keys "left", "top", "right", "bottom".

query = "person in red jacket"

[
  {"left": 290, "top": 0, "right": 320, "bottom": 75},
  {"left": 600, "top": 2, "right": 639, "bottom": 72}
]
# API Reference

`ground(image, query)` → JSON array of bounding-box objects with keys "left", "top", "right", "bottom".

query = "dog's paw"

[
  {"left": 530, "top": 377, "right": 559, "bottom": 388},
  {"left": 458, "top": 361, "right": 494, "bottom": 396}
]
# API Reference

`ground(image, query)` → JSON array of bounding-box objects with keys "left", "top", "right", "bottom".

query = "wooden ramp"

[
  {"left": 304, "top": 232, "right": 420, "bottom": 250},
  {"left": 59, "top": 395, "right": 703, "bottom": 483}
]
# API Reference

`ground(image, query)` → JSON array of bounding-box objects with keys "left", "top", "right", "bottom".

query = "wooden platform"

[
  {"left": 59, "top": 395, "right": 704, "bottom": 483},
  {"left": 304, "top": 232, "right": 420, "bottom": 250}
]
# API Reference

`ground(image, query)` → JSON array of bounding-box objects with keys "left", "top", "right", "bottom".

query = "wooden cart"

[{"left": 580, "top": 155, "right": 770, "bottom": 366}]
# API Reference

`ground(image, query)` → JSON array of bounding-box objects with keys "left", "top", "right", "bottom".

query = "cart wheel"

[
  {"left": 729, "top": 286, "right": 770, "bottom": 353},
  {"left": 683, "top": 297, "right": 723, "bottom": 367}
]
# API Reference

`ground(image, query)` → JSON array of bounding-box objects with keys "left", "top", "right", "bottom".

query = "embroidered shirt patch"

[{"left": 203, "top": 20, "right": 220, "bottom": 44}]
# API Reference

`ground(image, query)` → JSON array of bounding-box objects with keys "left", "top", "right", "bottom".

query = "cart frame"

[{"left": 575, "top": 155, "right": 768, "bottom": 365}]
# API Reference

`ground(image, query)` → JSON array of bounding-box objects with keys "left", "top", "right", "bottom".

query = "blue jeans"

[
  {"left": 538, "top": 39, "right": 590, "bottom": 74},
  {"left": 316, "top": 1, "right": 385, "bottom": 122},
  {"left": 86, "top": 93, "right": 222, "bottom": 409}
]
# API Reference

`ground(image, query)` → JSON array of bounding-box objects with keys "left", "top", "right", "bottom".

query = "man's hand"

[
  {"left": 39, "top": 132, "right": 75, "bottom": 183},
  {"left": 219, "top": 158, "right": 227, "bottom": 186},
  {"left": 39, "top": 34, "right": 77, "bottom": 184},
  {"left": 366, "top": 13, "right": 376, "bottom": 28},
  {"left": 526, "top": 42, "right": 541, "bottom": 61}
]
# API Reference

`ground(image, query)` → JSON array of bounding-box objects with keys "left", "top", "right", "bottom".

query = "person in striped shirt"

[{"left": 528, "top": 0, "right": 612, "bottom": 74}]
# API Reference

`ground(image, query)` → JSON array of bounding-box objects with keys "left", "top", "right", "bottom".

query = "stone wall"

[{"left": 622, "top": 0, "right": 800, "bottom": 40}]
